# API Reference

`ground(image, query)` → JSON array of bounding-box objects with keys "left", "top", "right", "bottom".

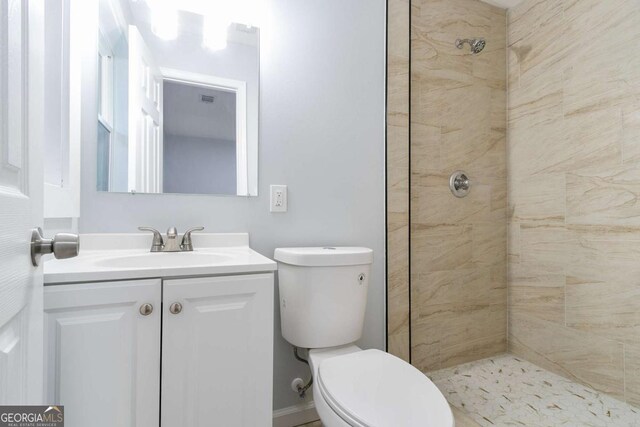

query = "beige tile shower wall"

[
  {"left": 387, "top": 0, "right": 411, "bottom": 362},
  {"left": 507, "top": 0, "right": 640, "bottom": 407},
  {"left": 410, "top": 0, "right": 507, "bottom": 372}
]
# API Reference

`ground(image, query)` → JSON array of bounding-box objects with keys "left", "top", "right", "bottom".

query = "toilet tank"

[{"left": 274, "top": 247, "right": 373, "bottom": 349}]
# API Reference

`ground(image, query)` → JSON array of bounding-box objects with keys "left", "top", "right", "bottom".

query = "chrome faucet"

[{"left": 138, "top": 226, "right": 204, "bottom": 252}]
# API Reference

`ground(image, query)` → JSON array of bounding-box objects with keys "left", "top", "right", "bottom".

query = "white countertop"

[{"left": 44, "top": 233, "right": 277, "bottom": 284}]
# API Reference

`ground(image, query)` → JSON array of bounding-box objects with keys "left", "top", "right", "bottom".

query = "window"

[{"left": 97, "top": 31, "right": 114, "bottom": 191}]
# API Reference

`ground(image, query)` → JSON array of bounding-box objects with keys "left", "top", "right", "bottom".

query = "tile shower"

[
  {"left": 387, "top": 0, "right": 640, "bottom": 424},
  {"left": 410, "top": 0, "right": 508, "bottom": 373}
]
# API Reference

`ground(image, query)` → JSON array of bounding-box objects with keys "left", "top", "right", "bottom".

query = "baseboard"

[{"left": 273, "top": 401, "right": 319, "bottom": 427}]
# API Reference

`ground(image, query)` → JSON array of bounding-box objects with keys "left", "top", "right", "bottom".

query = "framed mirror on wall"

[{"left": 94, "top": 0, "right": 260, "bottom": 196}]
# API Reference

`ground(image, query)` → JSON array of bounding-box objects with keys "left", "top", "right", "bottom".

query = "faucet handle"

[
  {"left": 166, "top": 227, "right": 178, "bottom": 239},
  {"left": 181, "top": 227, "right": 205, "bottom": 251},
  {"left": 138, "top": 227, "right": 164, "bottom": 252}
]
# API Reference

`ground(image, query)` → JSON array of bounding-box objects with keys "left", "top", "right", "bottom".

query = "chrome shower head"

[
  {"left": 470, "top": 38, "right": 486, "bottom": 54},
  {"left": 455, "top": 38, "right": 486, "bottom": 54}
]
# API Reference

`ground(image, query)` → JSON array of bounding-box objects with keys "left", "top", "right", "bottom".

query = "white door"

[
  {"left": 128, "top": 25, "right": 163, "bottom": 193},
  {"left": 0, "top": 0, "right": 45, "bottom": 404},
  {"left": 44, "top": 280, "right": 161, "bottom": 427},
  {"left": 161, "top": 274, "right": 274, "bottom": 427}
]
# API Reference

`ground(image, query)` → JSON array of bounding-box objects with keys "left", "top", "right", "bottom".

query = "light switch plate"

[{"left": 270, "top": 185, "right": 287, "bottom": 213}]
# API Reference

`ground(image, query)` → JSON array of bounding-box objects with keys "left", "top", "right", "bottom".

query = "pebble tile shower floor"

[{"left": 429, "top": 354, "right": 639, "bottom": 427}]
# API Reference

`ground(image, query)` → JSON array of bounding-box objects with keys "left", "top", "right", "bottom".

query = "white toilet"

[{"left": 274, "top": 247, "right": 454, "bottom": 427}]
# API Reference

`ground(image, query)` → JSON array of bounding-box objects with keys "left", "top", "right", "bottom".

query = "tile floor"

[
  {"left": 296, "top": 410, "right": 479, "bottom": 427},
  {"left": 297, "top": 354, "right": 640, "bottom": 426},
  {"left": 429, "top": 354, "right": 639, "bottom": 427}
]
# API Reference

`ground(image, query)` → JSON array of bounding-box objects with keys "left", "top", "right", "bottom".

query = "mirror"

[{"left": 95, "top": 0, "right": 259, "bottom": 196}]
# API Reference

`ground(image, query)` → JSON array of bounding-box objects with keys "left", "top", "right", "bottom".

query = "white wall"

[{"left": 78, "top": 0, "right": 386, "bottom": 411}]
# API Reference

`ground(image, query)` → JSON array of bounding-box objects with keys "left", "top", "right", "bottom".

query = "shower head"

[
  {"left": 455, "top": 38, "right": 486, "bottom": 54},
  {"left": 470, "top": 38, "right": 486, "bottom": 54}
]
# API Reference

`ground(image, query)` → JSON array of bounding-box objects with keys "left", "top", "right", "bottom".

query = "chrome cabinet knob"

[
  {"left": 169, "top": 302, "right": 183, "bottom": 314},
  {"left": 31, "top": 227, "right": 80, "bottom": 266},
  {"left": 139, "top": 303, "right": 154, "bottom": 316}
]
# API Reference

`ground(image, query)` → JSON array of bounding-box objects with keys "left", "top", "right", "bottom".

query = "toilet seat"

[{"left": 317, "top": 349, "right": 453, "bottom": 427}]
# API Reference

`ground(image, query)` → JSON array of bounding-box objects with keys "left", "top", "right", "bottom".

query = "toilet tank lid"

[{"left": 274, "top": 247, "right": 373, "bottom": 267}]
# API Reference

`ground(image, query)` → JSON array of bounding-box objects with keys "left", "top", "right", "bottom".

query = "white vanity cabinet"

[
  {"left": 161, "top": 274, "right": 274, "bottom": 426},
  {"left": 44, "top": 279, "right": 162, "bottom": 427},
  {"left": 44, "top": 273, "right": 274, "bottom": 427}
]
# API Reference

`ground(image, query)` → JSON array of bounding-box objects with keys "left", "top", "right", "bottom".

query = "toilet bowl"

[
  {"left": 274, "top": 247, "right": 453, "bottom": 427},
  {"left": 308, "top": 345, "right": 453, "bottom": 427}
]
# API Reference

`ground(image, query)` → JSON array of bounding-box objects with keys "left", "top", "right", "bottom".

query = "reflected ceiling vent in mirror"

[
  {"left": 200, "top": 94, "right": 215, "bottom": 104},
  {"left": 234, "top": 23, "right": 257, "bottom": 34}
]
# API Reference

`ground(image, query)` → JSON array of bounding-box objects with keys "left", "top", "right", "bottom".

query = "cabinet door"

[
  {"left": 162, "top": 274, "right": 274, "bottom": 427},
  {"left": 44, "top": 280, "right": 161, "bottom": 427}
]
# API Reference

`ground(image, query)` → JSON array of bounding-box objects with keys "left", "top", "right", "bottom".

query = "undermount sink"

[{"left": 94, "top": 251, "right": 235, "bottom": 269}]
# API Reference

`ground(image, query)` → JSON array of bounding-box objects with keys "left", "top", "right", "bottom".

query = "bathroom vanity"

[{"left": 43, "top": 233, "right": 276, "bottom": 427}]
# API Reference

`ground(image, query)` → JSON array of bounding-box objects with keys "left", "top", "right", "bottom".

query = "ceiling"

[
  {"left": 163, "top": 81, "right": 237, "bottom": 142},
  {"left": 480, "top": 0, "right": 525, "bottom": 8}
]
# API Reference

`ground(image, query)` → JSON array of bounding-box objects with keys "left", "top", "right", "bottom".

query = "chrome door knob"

[
  {"left": 169, "top": 302, "right": 183, "bottom": 314},
  {"left": 139, "top": 303, "right": 154, "bottom": 316},
  {"left": 31, "top": 227, "right": 80, "bottom": 266}
]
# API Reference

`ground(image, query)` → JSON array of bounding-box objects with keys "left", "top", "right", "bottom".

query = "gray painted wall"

[
  {"left": 163, "top": 134, "right": 237, "bottom": 195},
  {"left": 79, "top": 0, "right": 386, "bottom": 411}
]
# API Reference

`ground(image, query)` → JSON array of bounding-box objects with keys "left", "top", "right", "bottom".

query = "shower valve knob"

[{"left": 449, "top": 171, "right": 471, "bottom": 198}]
